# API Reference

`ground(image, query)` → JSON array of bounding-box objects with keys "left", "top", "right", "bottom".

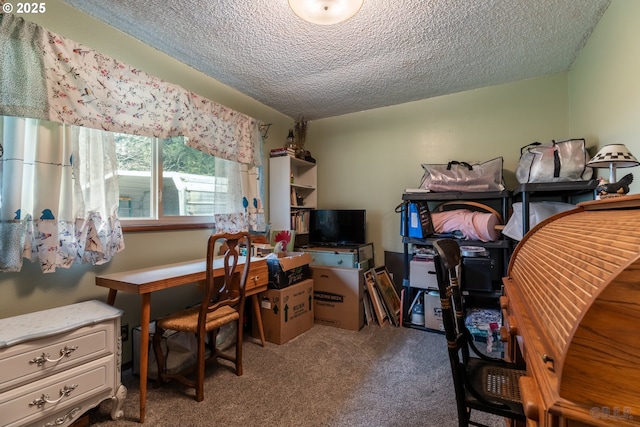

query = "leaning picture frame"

[
  {"left": 373, "top": 266, "right": 402, "bottom": 325},
  {"left": 364, "top": 269, "right": 388, "bottom": 326}
]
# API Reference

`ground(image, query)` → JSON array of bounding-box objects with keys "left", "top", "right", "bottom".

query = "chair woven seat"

[
  {"left": 158, "top": 305, "right": 240, "bottom": 333},
  {"left": 482, "top": 365, "right": 525, "bottom": 403}
]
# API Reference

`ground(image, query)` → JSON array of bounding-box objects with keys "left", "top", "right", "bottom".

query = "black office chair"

[{"left": 432, "top": 238, "right": 526, "bottom": 427}]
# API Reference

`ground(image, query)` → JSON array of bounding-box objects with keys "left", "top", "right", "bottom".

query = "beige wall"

[
  {"left": 568, "top": 0, "right": 640, "bottom": 190},
  {"left": 1, "top": 0, "right": 637, "bottom": 362},
  {"left": 308, "top": 74, "right": 570, "bottom": 258}
]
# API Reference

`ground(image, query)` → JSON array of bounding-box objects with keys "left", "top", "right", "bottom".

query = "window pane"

[
  {"left": 114, "top": 134, "right": 153, "bottom": 218},
  {"left": 161, "top": 138, "right": 217, "bottom": 216}
]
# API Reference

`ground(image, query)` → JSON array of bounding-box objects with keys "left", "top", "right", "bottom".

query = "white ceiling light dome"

[{"left": 289, "top": 0, "right": 364, "bottom": 25}]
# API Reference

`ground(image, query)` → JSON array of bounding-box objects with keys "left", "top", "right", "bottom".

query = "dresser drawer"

[
  {"left": 0, "top": 355, "right": 116, "bottom": 427},
  {"left": 246, "top": 261, "right": 269, "bottom": 293},
  {"left": 0, "top": 322, "right": 115, "bottom": 393},
  {"left": 308, "top": 251, "right": 356, "bottom": 267},
  {"left": 26, "top": 402, "right": 91, "bottom": 427}
]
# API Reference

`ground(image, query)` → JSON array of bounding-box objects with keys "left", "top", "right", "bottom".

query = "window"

[{"left": 115, "top": 134, "right": 221, "bottom": 229}]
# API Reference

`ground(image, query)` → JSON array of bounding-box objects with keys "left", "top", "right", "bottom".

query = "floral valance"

[{"left": 0, "top": 13, "right": 261, "bottom": 166}]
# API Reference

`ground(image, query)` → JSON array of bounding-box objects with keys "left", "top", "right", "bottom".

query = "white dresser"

[{"left": 0, "top": 300, "right": 126, "bottom": 427}]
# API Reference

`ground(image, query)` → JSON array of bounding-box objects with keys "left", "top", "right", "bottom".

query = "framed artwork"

[
  {"left": 373, "top": 266, "right": 401, "bottom": 325},
  {"left": 364, "top": 269, "right": 387, "bottom": 326}
]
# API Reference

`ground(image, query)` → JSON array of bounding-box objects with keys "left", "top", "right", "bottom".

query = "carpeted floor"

[{"left": 88, "top": 324, "right": 503, "bottom": 427}]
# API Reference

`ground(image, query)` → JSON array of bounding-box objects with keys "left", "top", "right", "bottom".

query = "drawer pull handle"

[
  {"left": 29, "top": 345, "right": 78, "bottom": 366},
  {"left": 29, "top": 384, "right": 78, "bottom": 408},
  {"left": 44, "top": 406, "right": 81, "bottom": 427}
]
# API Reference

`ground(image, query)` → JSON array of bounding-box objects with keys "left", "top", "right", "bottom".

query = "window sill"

[{"left": 121, "top": 222, "right": 215, "bottom": 233}]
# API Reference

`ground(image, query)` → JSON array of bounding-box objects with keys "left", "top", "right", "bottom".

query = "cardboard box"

[
  {"left": 409, "top": 258, "right": 438, "bottom": 289},
  {"left": 255, "top": 278, "right": 314, "bottom": 344},
  {"left": 424, "top": 290, "right": 444, "bottom": 331},
  {"left": 267, "top": 252, "right": 313, "bottom": 289},
  {"left": 311, "top": 266, "right": 364, "bottom": 331}
]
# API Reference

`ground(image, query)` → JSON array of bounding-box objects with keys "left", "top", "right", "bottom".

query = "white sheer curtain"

[
  {"left": 0, "top": 116, "right": 124, "bottom": 273},
  {"left": 212, "top": 136, "right": 267, "bottom": 234},
  {"left": 0, "top": 14, "right": 265, "bottom": 266}
]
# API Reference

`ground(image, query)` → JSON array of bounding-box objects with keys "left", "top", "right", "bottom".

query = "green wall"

[
  {"left": 568, "top": 0, "right": 640, "bottom": 180},
  {"left": 2, "top": 0, "right": 637, "bottom": 364},
  {"left": 307, "top": 73, "right": 570, "bottom": 257}
]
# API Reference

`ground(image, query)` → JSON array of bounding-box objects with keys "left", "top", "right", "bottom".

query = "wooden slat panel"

[
  {"left": 560, "top": 266, "right": 640, "bottom": 415},
  {"left": 509, "top": 209, "right": 640, "bottom": 360}
]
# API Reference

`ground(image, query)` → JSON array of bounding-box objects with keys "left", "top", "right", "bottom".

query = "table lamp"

[{"left": 587, "top": 144, "right": 639, "bottom": 184}]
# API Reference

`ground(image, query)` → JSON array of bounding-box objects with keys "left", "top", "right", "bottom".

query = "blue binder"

[{"left": 400, "top": 201, "right": 434, "bottom": 238}]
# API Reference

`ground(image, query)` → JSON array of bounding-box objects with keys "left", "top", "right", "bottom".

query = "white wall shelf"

[{"left": 269, "top": 156, "right": 317, "bottom": 235}]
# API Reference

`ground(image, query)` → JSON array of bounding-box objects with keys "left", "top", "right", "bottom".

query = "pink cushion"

[{"left": 432, "top": 209, "right": 500, "bottom": 242}]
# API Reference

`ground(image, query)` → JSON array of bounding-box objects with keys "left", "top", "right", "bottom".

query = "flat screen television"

[{"left": 309, "top": 209, "right": 366, "bottom": 246}]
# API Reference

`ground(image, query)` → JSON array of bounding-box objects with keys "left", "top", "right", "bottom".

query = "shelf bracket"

[{"left": 259, "top": 123, "right": 272, "bottom": 140}]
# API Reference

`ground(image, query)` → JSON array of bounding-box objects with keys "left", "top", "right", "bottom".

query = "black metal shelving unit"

[
  {"left": 511, "top": 180, "right": 598, "bottom": 234},
  {"left": 400, "top": 190, "right": 512, "bottom": 329}
]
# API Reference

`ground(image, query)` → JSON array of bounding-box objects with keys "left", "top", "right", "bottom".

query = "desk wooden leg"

[
  {"left": 138, "top": 293, "right": 151, "bottom": 423},
  {"left": 252, "top": 294, "right": 265, "bottom": 347},
  {"left": 107, "top": 289, "right": 118, "bottom": 305}
]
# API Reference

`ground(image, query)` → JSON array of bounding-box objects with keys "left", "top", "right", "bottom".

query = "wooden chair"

[
  {"left": 152, "top": 232, "right": 251, "bottom": 402},
  {"left": 432, "top": 238, "right": 526, "bottom": 427}
]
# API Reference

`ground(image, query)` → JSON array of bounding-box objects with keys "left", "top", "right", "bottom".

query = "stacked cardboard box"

[
  {"left": 255, "top": 278, "right": 314, "bottom": 344},
  {"left": 311, "top": 266, "right": 364, "bottom": 331},
  {"left": 266, "top": 252, "right": 313, "bottom": 289}
]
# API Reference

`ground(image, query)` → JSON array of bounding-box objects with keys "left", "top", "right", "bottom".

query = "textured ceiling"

[{"left": 60, "top": 0, "right": 611, "bottom": 120}]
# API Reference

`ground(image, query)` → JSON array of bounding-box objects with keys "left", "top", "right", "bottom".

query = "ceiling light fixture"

[{"left": 289, "top": 0, "right": 364, "bottom": 25}]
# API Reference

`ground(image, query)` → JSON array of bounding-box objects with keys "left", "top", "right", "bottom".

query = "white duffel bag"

[{"left": 516, "top": 138, "right": 593, "bottom": 184}]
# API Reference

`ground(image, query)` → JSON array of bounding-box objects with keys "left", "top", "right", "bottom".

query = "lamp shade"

[
  {"left": 289, "top": 0, "right": 364, "bottom": 25},
  {"left": 587, "top": 144, "right": 639, "bottom": 168},
  {"left": 587, "top": 144, "right": 639, "bottom": 183}
]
